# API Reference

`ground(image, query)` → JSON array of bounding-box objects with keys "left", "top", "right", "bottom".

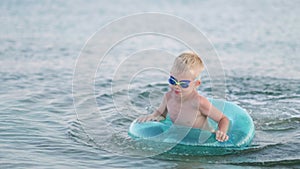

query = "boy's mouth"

[{"left": 174, "top": 90, "right": 181, "bottom": 94}]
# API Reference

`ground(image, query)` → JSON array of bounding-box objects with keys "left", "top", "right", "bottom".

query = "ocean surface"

[{"left": 1, "top": 0, "right": 300, "bottom": 168}]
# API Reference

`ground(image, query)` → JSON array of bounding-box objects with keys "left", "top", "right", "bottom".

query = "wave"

[
  {"left": 67, "top": 120, "right": 100, "bottom": 148},
  {"left": 257, "top": 117, "right": 300, "bottom": 131},
  {"left": 228, "top": 158, "right": 300, "bottom": 167}
]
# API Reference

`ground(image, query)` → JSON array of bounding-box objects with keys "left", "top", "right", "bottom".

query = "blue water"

[{"left": 1, "top": 0, "right": 300, "bottom": 168}]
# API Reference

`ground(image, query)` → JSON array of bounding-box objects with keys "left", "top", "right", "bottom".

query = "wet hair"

[{"left": 171, "top": 52, "right": 204, "bottom": 78}]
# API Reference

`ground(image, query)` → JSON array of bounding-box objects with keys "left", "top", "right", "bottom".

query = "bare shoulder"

[
  {"left": 197, "top": 94, "right": 211, "bottom": 112},
  {"left": 197, "top": 94, "right": 209, "bottom": 105},
  {"left": 165, "top": 91, "right": 172, "bottom": 100}
]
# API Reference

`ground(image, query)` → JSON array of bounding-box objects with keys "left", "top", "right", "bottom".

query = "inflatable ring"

[{"left": 128, "top": 99, "right": 255, "bottom": 155}]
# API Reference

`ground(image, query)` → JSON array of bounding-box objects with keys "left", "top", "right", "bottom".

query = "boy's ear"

[{"left": 195, "top": 80, "right": 201, "bottom": 86}]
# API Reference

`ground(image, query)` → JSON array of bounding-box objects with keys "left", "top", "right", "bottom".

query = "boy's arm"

[
  {"left": 199, "top": 96, "right": 230, "bottom": 142},
  {"left": 137, "top": 94, "right": 167, "bottom": 122}
]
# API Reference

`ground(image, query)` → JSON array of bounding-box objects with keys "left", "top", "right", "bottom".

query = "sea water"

[{"left": 1, "top": 0, "right": 299, "bottom": 168}]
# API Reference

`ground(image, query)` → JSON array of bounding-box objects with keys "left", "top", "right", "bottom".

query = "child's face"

[{"left": 168, "top": 72, "right": 200, "bottom": 97}]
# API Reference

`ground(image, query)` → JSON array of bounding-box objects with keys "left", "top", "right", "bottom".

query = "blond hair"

[{"left": 170, "top": 52, "right": 204, "bottom": 78}]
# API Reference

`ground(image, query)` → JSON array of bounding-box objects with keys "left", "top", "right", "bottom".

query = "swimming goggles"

[{"left": 168, "top": 76, "right": 191, "bottom": 88}]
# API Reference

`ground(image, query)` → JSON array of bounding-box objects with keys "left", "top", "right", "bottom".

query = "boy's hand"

[
  {"left": 215, "top": 130, "right": 229, "bottom": 142},
  {"left": 136, "top": 115, "right": 165, "bottom": 123}
]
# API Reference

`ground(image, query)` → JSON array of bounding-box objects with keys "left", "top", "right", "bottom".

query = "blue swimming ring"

[{"left": 128, "top": 99, "right": 255, "bottom": 155}]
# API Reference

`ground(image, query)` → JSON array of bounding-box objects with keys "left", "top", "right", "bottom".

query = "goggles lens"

[{"left": 168, "top": 76, "right": 191, "bottom": 88}]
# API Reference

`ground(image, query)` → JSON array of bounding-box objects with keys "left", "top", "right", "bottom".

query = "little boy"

[{"left": 137, "top": 52, "right": 229, "bottom": 142}]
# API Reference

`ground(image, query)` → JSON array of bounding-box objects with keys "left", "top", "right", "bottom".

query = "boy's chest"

[{"left": 167, "top": 99, "right": 201, "bottom": 121}]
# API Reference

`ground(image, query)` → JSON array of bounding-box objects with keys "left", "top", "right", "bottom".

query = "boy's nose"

[{"left": 173, "top": 84, "right": 181, "bottom": 90}]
